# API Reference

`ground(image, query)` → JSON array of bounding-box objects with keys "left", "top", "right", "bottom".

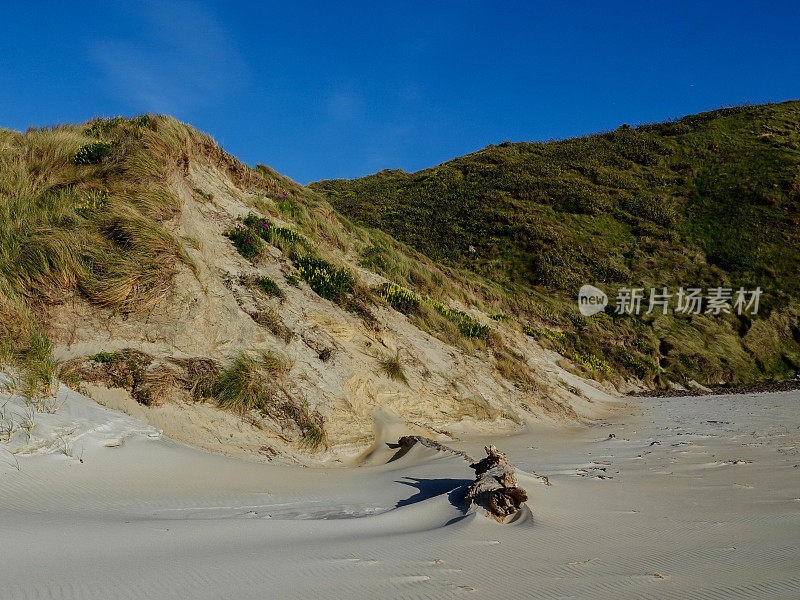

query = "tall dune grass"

[{"left": 0, "top": 116, "right": 219, "bottom": 392}]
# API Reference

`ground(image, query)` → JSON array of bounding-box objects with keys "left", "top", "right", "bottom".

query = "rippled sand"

[{"left": 1, "top": 387, "right": 798, "bottom": 599}]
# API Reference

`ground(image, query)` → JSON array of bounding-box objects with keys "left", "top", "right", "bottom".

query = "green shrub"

[
  {"left": 253, "top": 274, "right": 282, "bottom": 297},
  {"left": 224, "top": 223, "right": 263, "bottom": 260},
  {"left": 456, "top": 319, "right": 490, "bottom": 338},
  {"left": 242, "top": 213, "right": 305, "bottom": 247},
  {"left": 74, "top": 141, "right": 112, "bottom": 165},
  {"left": 272, "top": 225, "right": 303, "bottom": 244},
  {"left": 489, "top": 313, "right": 512, "bottom": 321},
  {"left": 294, "top": 255, "right": 355, "bottom": 300},
  {"left": 90, "top": 351, "right": 120, "bottom": 363},
  {"left": 523, "top": 326, "right": 565, "bottom": 342},
  {"left": 375, "top": 282, "right": 420, "bottom": 314},
  {"left": 572, "top": 352, "right": 613, "bottom": 373},
  {"left": 242, "top": 213, "right": 272, "bottom": 239},
  {"left": 373, "top": 281, "right": 488, "bottom": 338},
  {"left": 293, "top": 255, "right": 375, "bottom": 322},
  {"left": 424, "top": 297, "right": 488, "bottom": 338}
]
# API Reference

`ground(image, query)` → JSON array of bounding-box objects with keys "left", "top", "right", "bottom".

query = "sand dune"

[{"left": 2, "top": 384, "right": 799, "bottom": 599}]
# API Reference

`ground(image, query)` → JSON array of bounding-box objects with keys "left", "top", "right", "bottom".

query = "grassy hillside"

[{"left": 311, "top": 102, "right": 800, "bottom": 387}]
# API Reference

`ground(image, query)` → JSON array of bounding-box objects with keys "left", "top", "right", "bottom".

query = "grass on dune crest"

[{"left": 0, "top": 115, "right": 244, "bottom": 393}]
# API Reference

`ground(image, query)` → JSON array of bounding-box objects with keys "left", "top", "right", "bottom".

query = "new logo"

[{"left": 578, "top": 285, "right": 608, "bottom": 316}]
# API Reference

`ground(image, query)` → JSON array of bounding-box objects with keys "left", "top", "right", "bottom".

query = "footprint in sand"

[
  {"left": 328, "top": 555, "right": 379, "bottom": 565},
  {"left": 392, "top": 575, "right": 431, "bottom": 583}
]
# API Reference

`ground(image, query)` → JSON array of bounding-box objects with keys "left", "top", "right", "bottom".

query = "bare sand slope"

[{"left": 1, "top": 386, "right": 799, "bottom": 599}]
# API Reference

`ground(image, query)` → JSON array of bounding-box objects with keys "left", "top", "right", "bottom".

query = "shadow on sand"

[{"left": 395, "top": 476, "right": 470, "bottom": 509}]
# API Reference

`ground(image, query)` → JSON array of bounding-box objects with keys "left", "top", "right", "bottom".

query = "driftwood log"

[
  {"left": 464, "top": 445, "right": 528, "bottom": 521},
  {"left": 396, "top": 437, "right": 531, "bottom": 521}
]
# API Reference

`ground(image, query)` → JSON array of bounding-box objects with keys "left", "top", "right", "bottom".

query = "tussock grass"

[
  {"left": 0, "top": 115, "right": 238, "bottom": 387},
  {"left": 378, "top": 351, "right": 407, "bottom": 384},
  {"left": 214, "top": 351, "right": 326, "bottom": 449},
  {"left": 215, "top": 352, "right": 288, "bottom": 414}
]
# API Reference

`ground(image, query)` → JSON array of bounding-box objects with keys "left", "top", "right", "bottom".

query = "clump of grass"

[
  {"left": 17, "top": 330, "right": 58, "bottom": 401},
  {"left": 254, "top": 275, "right": 281, "bottom": 297},
  {"left": 246, "top": 308, "right": 293, "bottom": 342},
  {"left": 214, "top": 351, "right": 326, "bottom": 449},
  {"left": 239, "top": 272, "right": 283, "bottom": 298},
  {"left": 284, "top": 274, "right": 300, "bottom": 287},
  {"left": 214, "top": 352, "right": 287, "bottom": 414},
  {"left": 278, "top": 402, "right": 326, "bottom": 449},
  {"left": 224, "top": 223, "right": 263, "bottom": 260},
  {"left": 74, "top": 189, "right": 109, "bottom": 216},
  {"left": 74, "top": 141, "right": 112, "bottom": 165},
  {"left": 182, "top": 358, "right": 219, "bottom": 400},
  {"left": 0, "top": 286, "right": 58, "bottom": 402},
  {"left": 494, "top": 348, "right": 539, "bottom": 390},
  {"left": 378, "top": 351, "right": 407, "bottom": 384},
  {"left": 90, "top": 351, "right": 120, "bottom": 363}
]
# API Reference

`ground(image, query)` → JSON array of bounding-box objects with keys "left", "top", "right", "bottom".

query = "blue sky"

[{"left": 1, "top": 1, "right": 798, "bottom": 183}]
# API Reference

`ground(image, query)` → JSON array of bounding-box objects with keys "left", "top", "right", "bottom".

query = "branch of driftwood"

[{"left": 397, "top": 436, "right": 547, "bottom": 521}]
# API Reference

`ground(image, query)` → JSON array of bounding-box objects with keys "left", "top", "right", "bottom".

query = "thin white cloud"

[
  {"left": 88, "top": 0, "right": 247, "bottom": 113},
  {"left": 326, "top": 88, "right": 366, "bottom": 122}
]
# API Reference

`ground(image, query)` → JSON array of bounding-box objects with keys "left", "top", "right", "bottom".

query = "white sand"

[{"left": 2, "top": 383, "right": 799, "bottom": 599}]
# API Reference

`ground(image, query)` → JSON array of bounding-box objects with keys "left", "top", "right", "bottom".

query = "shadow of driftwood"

[{"left": 395, "top": 476, "right": 470, "bottom": 509}]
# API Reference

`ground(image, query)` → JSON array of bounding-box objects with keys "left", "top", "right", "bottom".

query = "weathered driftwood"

[
  {"left": 396, "top": 437, "right": 530, "bottom": 521},
  {"left": 464, "top": 445, "right": 528, "bottom": 521},
  {"left": 396, "top": 435, "right": 474, "bottom": 462}
]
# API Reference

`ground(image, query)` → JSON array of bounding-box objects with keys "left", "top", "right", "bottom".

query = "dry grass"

[
  {"left": 214, "top": 351, "right": 289, "bottom": 414},
  {"left": 60, "top": 350, "right": 221, "bottom": 407},
  {"left": 0, "top": 116, "right": 245, "bottom": 387},
  {"left": 378, "top": 350, "right": 408, "bottom": 384},
  {"left": 214, "top": 351, "right": 326, "bottom": 449}
]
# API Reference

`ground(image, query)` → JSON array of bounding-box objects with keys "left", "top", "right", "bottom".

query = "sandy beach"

[{"left": 2, "top": 383, "right": 798, "bottom": 600}]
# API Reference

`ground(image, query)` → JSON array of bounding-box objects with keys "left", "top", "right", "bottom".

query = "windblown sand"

[{"left": 1, "top": 385, "right": 798, "bottom": 599}]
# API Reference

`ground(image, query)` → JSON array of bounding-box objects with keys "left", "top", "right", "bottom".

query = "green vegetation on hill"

[{"left": 311, "top": 102, "right": 800, "bottom": 387}]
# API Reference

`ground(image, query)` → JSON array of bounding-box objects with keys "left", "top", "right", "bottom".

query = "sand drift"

[{"left": 1, "top": 383, "right": 799, "bottom": 599}]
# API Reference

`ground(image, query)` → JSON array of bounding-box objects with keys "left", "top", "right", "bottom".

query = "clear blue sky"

[{"left": 1, "top": 1, "right": 798, "bottom": 183}]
